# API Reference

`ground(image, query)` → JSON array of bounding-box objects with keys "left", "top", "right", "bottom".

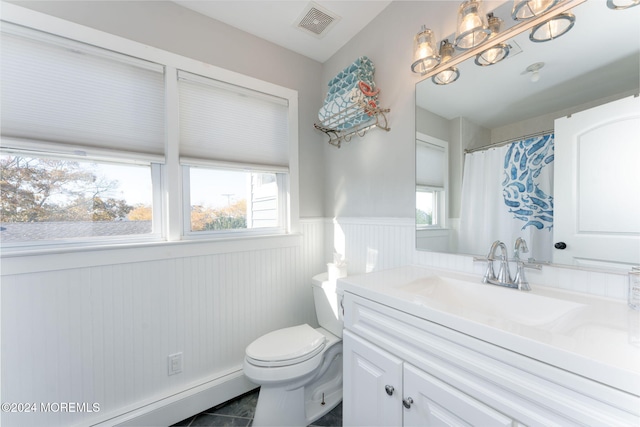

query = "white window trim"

[
  {"left": 0, "top": 137, "right": 165, "bottom": 165},
  {"left": 0, "top": 3, "right": 300, "bottom": 253}
]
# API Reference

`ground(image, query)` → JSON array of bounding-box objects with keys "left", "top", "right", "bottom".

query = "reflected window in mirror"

[
  {"left": 416, "top": 186, "right": 443, "bottom": 228},
  {"left": 416, "top": 133, "right": 448, "bottom": 230}
]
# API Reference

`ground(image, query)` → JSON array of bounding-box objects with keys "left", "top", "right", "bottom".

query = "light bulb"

[{"left": 530, "top": 70, "right": 540, "bottom": 82}]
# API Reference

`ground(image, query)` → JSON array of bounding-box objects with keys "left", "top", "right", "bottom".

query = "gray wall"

[
  {"left": 320, "top": 1, "right": 462, "bottom": 218},
  {"left": 12, "top": 0, "right": 326, "bottom": 218},
  {"left": 416, "top": 106, "right": 450, "bottom": 142}
]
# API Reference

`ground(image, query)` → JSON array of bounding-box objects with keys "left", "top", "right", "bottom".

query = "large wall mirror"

[{"left": 415, "top": 1, "right": 640, "bottom": 269}]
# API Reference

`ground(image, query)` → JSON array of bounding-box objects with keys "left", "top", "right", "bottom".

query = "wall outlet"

[{"left": 168, "top": 352, "right": 183, "bottom": 376}]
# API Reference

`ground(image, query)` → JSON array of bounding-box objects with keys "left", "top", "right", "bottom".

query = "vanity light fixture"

[
  {"left": 474, "top": 13, "right": 510, "bottom": 66},
  {"left": 512, "top": 0, "right": 558, "bottom": 20},
  {"left": 411, "top": 0, "right": 583, "bottom": 80},
  {"left": 606, "top": 0, "right": 640, "bottom": 9},
  {"left": 529, "top": 12, "right": 575, "bottom": 42},
  {"left": 432, "top": 40, "right": 460, "bottom": 85},
  {"left": 454, "top": 0, "right": 491, "bottom": 50},
  {"left": 411, "top": 25, "right": 440, "bottom": 75}
]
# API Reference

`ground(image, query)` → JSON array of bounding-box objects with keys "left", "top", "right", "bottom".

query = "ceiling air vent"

[{"left": 295, "top": 2, "right": 341, "bottom": 38}]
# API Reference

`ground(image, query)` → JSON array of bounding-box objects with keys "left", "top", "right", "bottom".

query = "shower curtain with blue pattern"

[{"left": 458, "top": 134, "right": 554, "bottom": 262}]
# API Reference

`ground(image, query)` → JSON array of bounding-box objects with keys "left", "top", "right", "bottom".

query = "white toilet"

[{"left": 243, "top": 273, "right": 343, "bottom": 427}]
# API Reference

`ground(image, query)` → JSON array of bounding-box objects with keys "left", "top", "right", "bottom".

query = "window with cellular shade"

[
  {"left": 0, "top": 22, "right": 165, "bottom": 158},
  {"left": 416, "top": 140, "right": 445, "bottom": 188},
  {"left": 178, "top": 71, "right": 289, "bottom": 169}
]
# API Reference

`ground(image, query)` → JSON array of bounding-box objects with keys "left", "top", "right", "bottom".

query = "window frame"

[
  {"left": 0, "top": 144, "right": 165, "bottom": 248},
  {"left": 0, "top": 3, "right": 299, "bottom": 253},
  {"left": 181, "top": 163, "right": 289, "bottom": 239}
]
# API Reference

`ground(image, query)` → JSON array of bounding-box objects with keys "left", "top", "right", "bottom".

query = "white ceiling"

[{"left": 174, "top": 0, "right": 393, "bottom": 63}]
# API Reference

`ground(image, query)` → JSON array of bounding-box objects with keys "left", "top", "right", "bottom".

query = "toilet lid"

[{"left": 246, "top": 324, "right": 326, "bottom": 367}]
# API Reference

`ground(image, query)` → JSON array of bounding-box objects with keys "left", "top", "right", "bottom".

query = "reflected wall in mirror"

[{"left": 415, "top": 1, "right": 640, "bottom": 269}]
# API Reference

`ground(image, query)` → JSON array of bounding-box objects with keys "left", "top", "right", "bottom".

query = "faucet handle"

[
  {"left": 513, "top": 260, "right": 543, "bottom": 270},
  {"left": 513, "top": 259, "right": 532, "bottom": 291},
  {"left": 473, "top": 256, "right": 496, "bottom": 283}
]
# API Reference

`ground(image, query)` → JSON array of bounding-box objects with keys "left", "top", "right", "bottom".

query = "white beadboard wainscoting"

[
  {"left": 1, "top": 217, "right": 629, "bottom": 427},
  {"left": 325, "top": 217, "right": 630, "bottom": 300},
  {"left": 0, "top": 219, "right": 326, "bottom": 427}
]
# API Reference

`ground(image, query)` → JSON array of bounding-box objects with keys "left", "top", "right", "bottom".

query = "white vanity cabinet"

[
  {"left": 343, "top": 330, "right": 402, "bottom": 426},
  {"left": 342, "top": 292, "right": 640, "bottom": 427},
  {"left": 344, "top": 330, "right": 513, "bottom": 426}
]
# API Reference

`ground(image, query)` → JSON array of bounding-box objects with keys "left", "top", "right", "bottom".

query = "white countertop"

[{"left": 338, "top": 265, "right": 640, "bottom": 396}]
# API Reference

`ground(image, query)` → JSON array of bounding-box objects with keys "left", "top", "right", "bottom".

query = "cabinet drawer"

[{"left": 344, "top": 293, "right": 640, "bottom": 426}]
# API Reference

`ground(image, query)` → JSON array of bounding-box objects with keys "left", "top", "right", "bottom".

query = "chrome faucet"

[
  {"left": 513, "top": 238, "right": 532, "bottom": 291},
  {"left": 513, "top": 237, "right": 528, "bottom": 261},
  {"left": 483, "top": 240, "right": 512, "bottom": 286},
  {"left": 477, "top": 239, "right": 538, "bottom": 291}
]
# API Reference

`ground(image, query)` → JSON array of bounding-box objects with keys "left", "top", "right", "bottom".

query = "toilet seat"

[{"left": 246, "top": 324, "right": 326, "bottom": 367}]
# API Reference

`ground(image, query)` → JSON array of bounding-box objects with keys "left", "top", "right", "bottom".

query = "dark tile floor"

[{"left": 171, "top": 388, "right": 342, "bottom": 427}]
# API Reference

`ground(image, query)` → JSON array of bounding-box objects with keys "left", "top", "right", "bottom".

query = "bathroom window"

[
  {"left": 183, "top": 165, "right": 287, "bottom": 235},
  {"left": 178, "top": 71, "right": 291, "bottom": 238},
  {"left": 1, "top": 11, "right": 298, "bottom": 250},
  {"left": 0, "top": 151, "right": 163, "bottom": 246},
  {"left": 0, "top": 22, "right": 166, "bottom": 248},
  {"left": 416, "top": 135, "right": 448, "bottom": 229},
  {"left": 416, "top": 186, "right": 444, "bottom": 227}
]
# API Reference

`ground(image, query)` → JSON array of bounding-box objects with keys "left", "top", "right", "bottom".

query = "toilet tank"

[{"left": 311, "top": 272, "right": 343, "bottom": 338}]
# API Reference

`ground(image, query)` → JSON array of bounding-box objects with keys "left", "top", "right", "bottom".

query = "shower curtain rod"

[{"left": 464, "top": 129, "right": 553, "bottom": 154}]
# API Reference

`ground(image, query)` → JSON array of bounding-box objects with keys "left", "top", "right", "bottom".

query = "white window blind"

[
  {"left": 0, "top": 23, "right": 165, "bottom": 157},
  {"left": 178, "top": 71, "right": 289, "bottom": 169},
  {"left": 416, "top": 140, "right": 445, "bottom": 188}
]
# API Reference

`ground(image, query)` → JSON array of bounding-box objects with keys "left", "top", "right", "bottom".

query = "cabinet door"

[
  {"left": 403, "top": 364, "right": 512, "bottom": 427},
  {"left": 343, "top": 330, "right": 402, "bottom": 427}
]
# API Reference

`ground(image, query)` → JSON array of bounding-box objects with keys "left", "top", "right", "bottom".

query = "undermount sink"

[{"left": 396, "top": 274, "right": 586, "bottom": 327}]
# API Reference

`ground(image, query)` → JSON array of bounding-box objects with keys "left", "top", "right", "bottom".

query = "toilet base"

[{"left": 252, "top": 348, "right": 342, "bottom": 427}]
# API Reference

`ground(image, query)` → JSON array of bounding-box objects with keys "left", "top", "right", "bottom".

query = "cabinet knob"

[
  {"left": 554, "top": 242, "right": 567, "bottom": 250},
  {"left": 384, "top": 385, "right": 394, "bottom": 396},
  {"left": 402, "top": 397, "right": 413, "bottom": 409}
]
